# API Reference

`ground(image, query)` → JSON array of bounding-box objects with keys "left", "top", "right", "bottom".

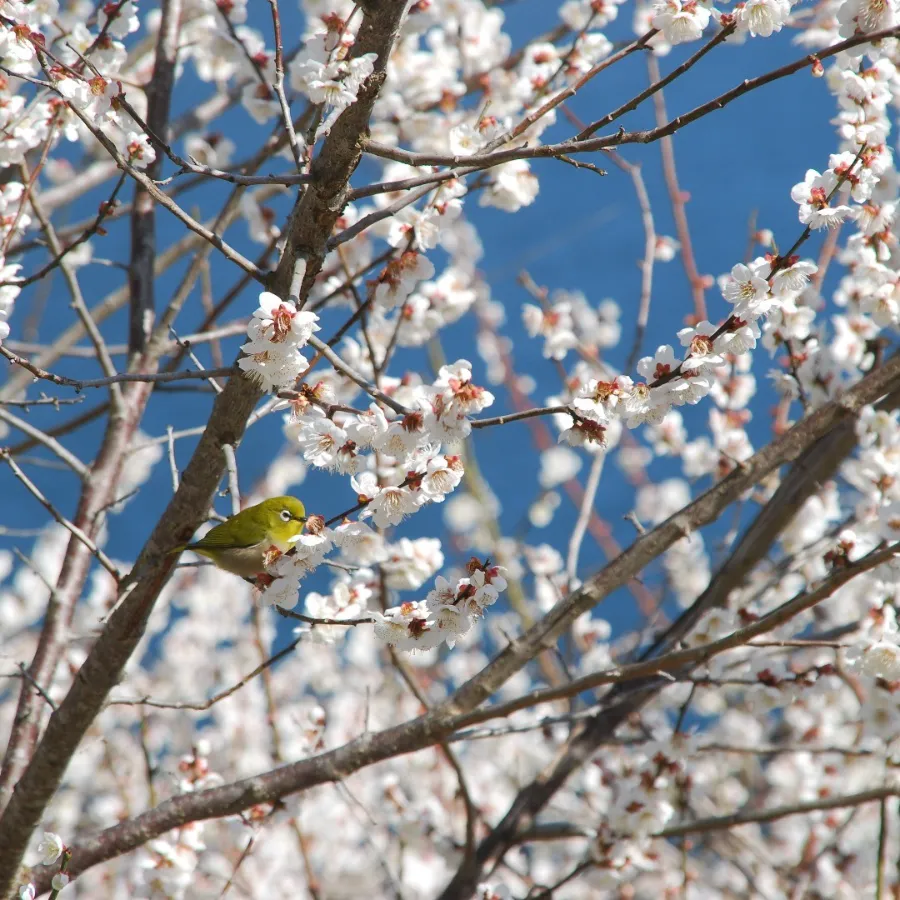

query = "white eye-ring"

[{"left": 280, "top": 509, "right": 291, "bottom": 522}]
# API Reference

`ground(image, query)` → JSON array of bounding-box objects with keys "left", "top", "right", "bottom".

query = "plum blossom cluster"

[
  {"left": 15, "top": 830, "right": 69, "bottom": 897},
  {"left": 0, "top": 182, "right": 34, "bottom": 342},
  {"left": 599, "top": 750, "right": 682, "bottom": 855},
  {"left": 270, "top": 518, "right": 441, "bottom": 612},
  {"left": 846, "top": 602, "right": 900, "bottom": 680},
  {"left": 508, "top": 3, "right": 894, "bottom": 496},
  {"left": 290, "top": 26, "right": 378, "bottom": 138},
  {"left": 132, "top": 742, "right": 219, "bottom": 898},
  {"left": 374, "top": 558, "right": 509, "bottom": 650},
  {"left": 0, "top": 259, "right": 22, "bottom": 344},
  {"left": 651, "top": 0, "right": 795, "bottom": 46},
  {"left": 255, "top": 356, "right": 495, "bottom": 627},
  {"left": 260, "top": 526, "right": 508, "bottom": 655},
  {"left": 238, "top": 289, "right": 321, "bottom": 392},
  {"left": 370, "top": 250, "right": 436, "bottom": 312},
  {"left": 0, "top": 0, "right": 156, "bottom": 172},
  {"left": 257, "top": 514, "right": 336, "bottom": 611},
  {"left": 523, "top": 289, "right": 622, "bottom": 361},
  {"left": 282, "top": 358, "right": 492, "bottom": 534},
  {"left": 833, "top": 410, "right": 900, "bottom": 681},
  {"left": 790, "top": 150, "right": 877, "bottom": 231},
  {"left": 535, "top": 145, "right": 881, "bottom": 464}
]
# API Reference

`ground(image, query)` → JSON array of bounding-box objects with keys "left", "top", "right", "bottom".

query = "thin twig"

[
  {"left": 877, "top": 796, "right": 888, "bottom": 899},
  {"left": 275, "top": 607, "right": 375, "bottom": 627},
  {"left": 0, "top": 394, "right": 85, "bottom": 408},
  {"left": 266, "top": 0, "right": 303, "bottom": 169},
  {"left": 307, "top": 336, "right": 410, "bottom": 415},
  {"left": 13, "top": 662, "right": 58, "bottom": 713},
  {"left": 109, "top": 637, "right": 304, "bottom": 711},
  {"left": 566, "top": 453, "right": 605, "bottom": 586},
  {"left": 166, "top": 426, "right": 179, "bottom": 493},
  {"left": 24, "top": 166, "right": 125, "bottom": 409},
  {"left": 361, "top": 28, "right": 899, "bottom": 172},
  {"left": 3, "top": 173, "right": 127, "bottom": 290},
  {"left": 0, "top": 407, "right": 90, "bottom": 479},
  {"left": 222, "top": 444, "right": 241, "bottom": 515},
  {"left": 647, "top": 55, "right": 707, "bottom": 323},
  {"left": 0, "top": 450, "right": 120, "bottom": 579},
  {"left": 0, "top": 349, "right": 235, "bottom": 391}
]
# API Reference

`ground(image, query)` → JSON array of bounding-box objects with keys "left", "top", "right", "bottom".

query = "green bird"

[{"left": 172, "top": 496, "right": 307, "bottom": 578}]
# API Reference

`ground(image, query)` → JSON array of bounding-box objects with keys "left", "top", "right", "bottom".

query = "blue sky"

[{"left": 0, "top": 2, "right": 844, "bottom": 632}]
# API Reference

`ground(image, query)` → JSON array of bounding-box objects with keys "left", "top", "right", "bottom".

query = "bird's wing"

[{"left": 189, "top": 522, "right": 262, "bottom": 551}]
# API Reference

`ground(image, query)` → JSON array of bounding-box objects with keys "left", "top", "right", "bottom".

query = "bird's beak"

[{"left": 296, "top": 515, "right": 307, "bottom": 523}]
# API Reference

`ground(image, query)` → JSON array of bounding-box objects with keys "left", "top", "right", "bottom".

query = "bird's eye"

[{"left": 280, "top": 509, "right": 291, "bottom": 522}]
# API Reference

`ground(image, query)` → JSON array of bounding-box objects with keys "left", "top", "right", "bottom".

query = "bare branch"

[
  {"left": 0, "top": 407, "right": 90, "bottom": 479},
  {"left": 0, "top": 349, "right": 235, "bottom": 391},
  {"left": 126, "top": 0, "right": 183, "bottom": 358},
  {"left": 363, "top": 27, "right": 900, "bottom": 172},
  {"left": 0, "top": 450, "right": 120, "bottom": 578},
  {"left": 107, "top": 636, "right": 304, "bottom": 712},
  {"left": 647, "top": 54, "right": 708, "bottom": 322}
]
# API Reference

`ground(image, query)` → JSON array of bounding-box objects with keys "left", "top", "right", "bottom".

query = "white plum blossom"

[
  {"left": 332, "top": 519, "right": 386, "bottom": 565},
  {"left": 286, "top": 528, "right": 335, "bottom": 575},
  {"left": 238, "top": 289, "right": 320, "bottom": 391},
  {"left": 372, "top": 251, "right": 435, "bottom": 310},
  {"left": 539, "top": 445, "right": 582, "bottom": 488},
  {"left": 560, "top": 0, "right": 627, "bottom": 28},
  {"left": 838, "top": 0, "right": 898, "bottom": 35},
  {"left": 637, "top": 344, "right": 679, "bottom": 383},
  {"left": 247, "top": 291, "right": 320, "bottom": 346},
  {"left": 351, "top": 471, "right": 422, "bottom": 528},
  {"left": 259, "top": 572, "right": 302, "bottom": 610},
  {"left": 345, "top": 404, "right": 390, "bottom": 450},
  {"left": 0, "top": 260, "right": 21, "bottom": 342},
  {"left": 290, "top": 31, "right": 377, "bottom": 136},
  {"left": 735, "top": 0, "right": 792, "bottom": 36},
  {"left": 120, "top": 130, "right": 157, "bottom": 168},
  {"left": 295, "top": 408, "right": 352, "bottom": 470},
  {"left": 302, "top": 583, "right": 365, "bottom": 644},
  {"left": 479, "top": 160, "right": 539, "bottom": 212},
  {"left": 418, "top": 454, "right": 464, "bottom": 502},
  {"left": 559, "top": 415, "right": 611, "bottom": 453},
  {"left": 654, "top": 235, "right": 681, "bottom": 260},
  {"left": 720, "top": 261, "right": 772, "bottom": 318},
  {"left": 771, "top": 258, "right": 817, "bottom": 295},
  {"left": 652, "top": 0, "right": 712, "bottom": 44},
  {"left": 381, "top": 537, "right": 445, "bottom": 590},
  {"left": 572, "top": 376, "right": 632, "bottom": 421},
  {"left": 523, "top": 300, "right": 578, "bottom": 360},
  {"left": 447, "top": 122, "right": 483, "bottom": 156},
  {"left": 430, "top": 359, "right": 495, "bottom": 418},
  {"left": 678, "top": 321, "right": 728, "bottom": 372},
  {"left": 855, "top": 640, "right": 900, "bottom": 679},
  {"left": 375, "top": 561, "right": 509, "bottom": 651},
  {"left": 374, "top": 599, "right": 446, "bottom": 651},
  {"left": 791, "top": 168, "right": 858, "bottom": 229},
  {"left": 36, "top": 831, "right": 64, "bottom": 866},
  {"left": 99, "top": 0, "right": 139, "bottom": 37},
  {"left": 371, "top": 413, "right": 426, "bottom": 462}
]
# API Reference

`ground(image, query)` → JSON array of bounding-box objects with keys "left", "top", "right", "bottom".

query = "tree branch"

[{"left": 24, "top": 354, "right": 900, "bottom": 892}]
